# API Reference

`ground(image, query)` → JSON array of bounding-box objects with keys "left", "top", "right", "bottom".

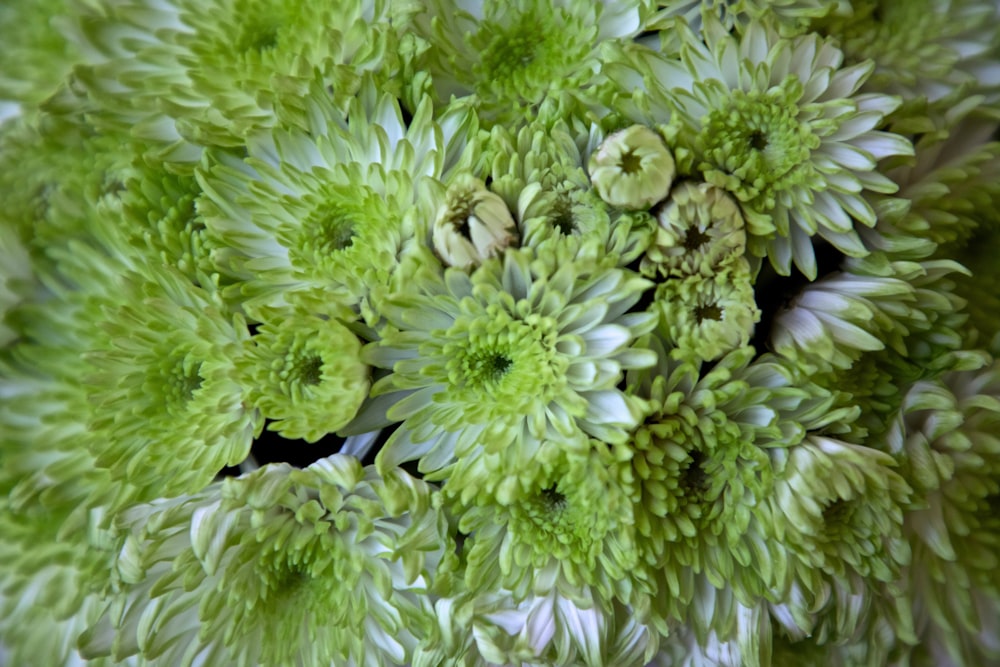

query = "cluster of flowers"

[{"left": 2, "top": 0, "right": 1000, "bottom": 665}]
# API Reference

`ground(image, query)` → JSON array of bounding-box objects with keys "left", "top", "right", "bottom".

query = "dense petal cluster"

[
  {"left": 3, "top": 1, "right": 1000, "bottom": 665},
  {"left": 81, "top": 456, "right": 451, "bottom": 667}
]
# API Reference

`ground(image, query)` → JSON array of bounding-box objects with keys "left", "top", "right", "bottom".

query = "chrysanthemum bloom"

[
  {"left": 811, "top": 0, "right": 1000, "bottom": 111},
  {"left": 81, "top": 456, "right": 451, "bottom": 667},
  {"left": 199, "top": 79, "right": 477, "bottom": 319},
  {"left": 68, "top": 0, "right": 402, "bottom": 158},
  {"left": 771, "top": 249, "right": 969, "bottom": 374},
  {"left": 642, "top": 180, "right": 747, "bottom": 278},
  {"left": 406, "top": 0, "right": 650, "bottom": 126},
  {"left": 355, "top": 244, "right": 657, "bottom": 496},
  {"left": 414, "top": 588, "right": 655, "bottom": 667},
  {"left": 766, "top": 436, "right": 912, "bottom": 609},
  {"left": 653, "top": 260, "right": 761, "bottom": 361},
  {"left": 456, "top": 445, "right": 643, "bottom": 609},
  {"left": 608, "top": 14, "right": 913, "bottom": 277},
  {"left": 0, "top": 500, "right": 122, "bottom": 667},
  {"left": 237, "top": 307, "right": 370, "bottom": 442},
  {"left": 0, "top": 0, "right": 79, "bottom": 109},
  {"left": 651, "top": 0, "right": 838, "bottom": 34},
  {"left": 876, "top": 96, "right": 1000, "bottom": 248},
  {"left": 885, "top": 360, "right": 1000, "bottom": 665},
  {"left": 626, "top": 338, "right": 844, "bottom": 630}
]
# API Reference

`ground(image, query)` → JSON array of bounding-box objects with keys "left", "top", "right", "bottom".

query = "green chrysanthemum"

[
  {"left": 881, "top": 361, "right": 1000, "bottom": 665},
  {"left": 0, "top": 500, "right": 122, "bottom": 667},
  {"left": 81, "top": 456, "right": 451, "bottom": 667},
  {"left": 766, "top": 436, "right": 912, "bottom": 602},
  {"left": 771, "top": 252, "right": 967, "bottom": 374},
  {"left": 652, "top": 260, "right": 760, "bottom": 361},
  {"left": 0, "top": 0, "right": 79, "bottom": 109},
  {"left": 626, "top": 339, "right": 845, "bottom": 630},
  {"left": 610, "top": 14, "right": 913, "bottom": 277},
  {"left": 642, "top": 180, "right": 747, "bottom": 278},
  {"left": 408, "top": 0, "right": 649, "bottom": 126},
  {"left": 239, "top": 308, "right": 370, "bottom": 442},
  {"left": 70, "top": 0, "right": 401, "bottom": 156},
  {"left": 812, "top": 0, "right": 1000, "bottom": 111},
  {"left": 81, "top": 266, "right": 261, "bottom": 501},
  {"left": 199, "top": 80, "right": 477, "bottom": 319},
  {"left": 877, "top": 96, "right": 1000, "bottom": 248},
  {"left": 458, "top": 446, "right": 641, "bottom": 608},
  {"left": 355, "top": 245, "right": 657, "bottom": 491},
  {"left": 650, "top": 0, "right": 837, "bottom": 34}
]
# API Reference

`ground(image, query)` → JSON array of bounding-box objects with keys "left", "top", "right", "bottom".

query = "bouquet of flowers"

[{"left": 2, "top": 0, "right": 1000, "bottom": 665}]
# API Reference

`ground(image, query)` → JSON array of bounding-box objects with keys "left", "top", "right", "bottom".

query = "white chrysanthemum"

[
  {"left": 199, "top": 79, "right": 477, "bottom": 318},
  {"left": 414, "top": 588, "right": 655, "bottom": 667},
  {"left": 353, "top": 245, "right": 657, "bottom": 492},
  {"left": 612, "top": 15, "right": 913, "bottom": 277},
  {"left": 408, "top": 0, "right": 649, "bottom": 125},
  {"left": 68, "top": 0, "right": 402, "bottom": 157},
  {"left": 81, "top": 456, "right": 451, "bottom": 667}
]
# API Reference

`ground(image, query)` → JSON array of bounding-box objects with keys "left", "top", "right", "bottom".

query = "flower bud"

[
  {"left": 433, "top": 175, "right": 518, "bottom": 269},
  {"left": 588, "top": 125, "right": 676, "bottom": 210}
]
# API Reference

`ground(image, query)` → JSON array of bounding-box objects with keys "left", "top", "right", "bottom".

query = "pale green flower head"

[
  {"left": 238, "top": 307, "right": 370, "bottom": 443},
  {"left": 82, "top": 456, "right": 451, "bottom": 667},
  {"left": 612, "top": 13, "right": 914, "bottom": 277},
  {"left": 588, "top": 124, "right": 676, "bottom": 211},
  {"left": 356, "top": 244, "right": 657, "bottom": 489},
  {"left": 459, "top": 445, "right": 642, "bottom": 607},
  {"left": 0, "top": 500, "right": 124, "bottom": 667},
  {"left": 625, "top": 340, "right": 845, "bottom": 626},
  {"left": 408, "top": 0, "right": 650, "bottom": 126},
  {"left": 82, "top": 265, "right": 262, "bottom": 504},
  {"left": 652, "top": 0, "right": 838, "bottom": 35},
  {"left": 69, "top": 0, "right": 401, "bottom": 157},
  {"left": 653, "top": 260, "right": 761, "bottom": 361},
  {"left": 767, "top": 436, "right": 913, "bottom": 599},
  {"left": 0, "top": 0, "right": 79, "bottom": 109},
  {"left": 199, "top": 79, "right": 477, "bottom": 318},
  {"left": 642, "top": 180, "right": 747, "bottom": 278}
]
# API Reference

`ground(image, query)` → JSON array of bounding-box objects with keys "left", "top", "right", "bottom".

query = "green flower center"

[
  {"left": 161, "top": 353, "right": 204, "bottom": 407},
  {"left": 443, "top": 306, "right": 565, "bottom": 408},
  {"left": 293, "top": 354, "right": 324, "bottom": 387},
  {"left": 694, "top": 303, "right": 723, "bottom": 323},
  {"left": 698, "top": 77, "right": 820, "bottom": 207},
  {"left": 309, "top": 213, "right": 357, "bottom": 254},
  {"left": 463, "top": 349, "right": 514, "bottom": 387}
]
